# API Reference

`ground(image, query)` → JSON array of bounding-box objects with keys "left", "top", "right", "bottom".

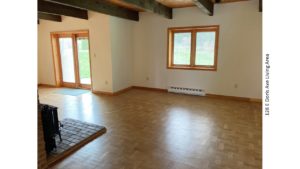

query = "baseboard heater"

[{"left": 168, "top": 86, "right": 206, "bottom": 96}]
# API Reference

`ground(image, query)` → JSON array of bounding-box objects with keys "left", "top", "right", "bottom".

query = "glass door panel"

[
  {"left": 59, "top": 37, "right": 75, "bottom": 83},
  {"left": 76, "top": 37, "right": 91, "bottom": 85}
]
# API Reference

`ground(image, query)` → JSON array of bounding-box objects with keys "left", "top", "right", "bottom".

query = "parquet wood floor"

[{"left": 39, "top": 87, "right": 262, "bottom": 169}]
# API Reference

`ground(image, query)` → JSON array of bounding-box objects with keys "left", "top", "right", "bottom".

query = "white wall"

[
  {"left": 110, "top": 17, "right": 134, "bottom": 92},
  {"left": 38, "top": 12, "right": 134, "bottom": 92},
  {"left": 133, "top": 0, "right": 262, "bottom": 99}
]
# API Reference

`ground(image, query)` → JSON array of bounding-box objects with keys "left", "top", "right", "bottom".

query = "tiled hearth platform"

[{"left": 47, "top": 118, "right": 106, "bottom": 166}]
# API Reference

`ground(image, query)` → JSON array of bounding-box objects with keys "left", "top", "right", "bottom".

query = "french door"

[{"left": 56, "top": 32, "right": 91, "bottom": 89}]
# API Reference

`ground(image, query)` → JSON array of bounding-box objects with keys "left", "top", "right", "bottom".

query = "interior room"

[{"left": 37, "top": 0, "right": 262, "bottom": 168}]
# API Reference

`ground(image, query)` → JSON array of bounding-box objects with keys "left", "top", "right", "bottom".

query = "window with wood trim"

[{"left": 167, "top": 25, "right": 219, "bottom": 71}]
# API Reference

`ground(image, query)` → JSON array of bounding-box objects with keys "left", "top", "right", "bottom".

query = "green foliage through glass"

[
  {"left": 195, "top": 32, "right": 215, "bottom": 66},
  {"left": 173, "top": 33, "right": 191, "bottom": 65}
]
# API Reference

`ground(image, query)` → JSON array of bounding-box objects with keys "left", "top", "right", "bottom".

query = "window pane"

[
  {"left": 173, "top": 32, "right": 191, "bottom": 65},
  {"left": 77, "top": 38, "right": 91, "bottom": 84},
  {"left": 195, "top": 32, "right": 216, "bottom": 66},
  {"left": 59, "top": 38, "right": 75, "bottom": 83}
]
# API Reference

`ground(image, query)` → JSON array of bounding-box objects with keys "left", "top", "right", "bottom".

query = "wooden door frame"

[{"left": 50, "top": 30, "right": 93, "bottom": 90}]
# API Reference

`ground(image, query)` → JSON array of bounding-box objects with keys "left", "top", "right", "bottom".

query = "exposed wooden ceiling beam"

[
  {"left": 45, "top": 0, "right": 139, "bottom": 21},
  {"left": 38, "top": 0, "right": 88, "bottom": 20},
  {"left": 38, "top": 12, "right": 62, "bottom": 22},
  {"left": 122, "top": 0, "right": 172, "bottom": 19},
  {"left": 192, "top": 0, "right": 214, "bottom": 16},
  {"left": 259, "top": 0, "right": 262, "bottom": 12}
]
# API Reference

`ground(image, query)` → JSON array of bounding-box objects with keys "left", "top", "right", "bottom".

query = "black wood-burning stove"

[{"left": 40, "top": 104, "right": 62, "bottom": 154}]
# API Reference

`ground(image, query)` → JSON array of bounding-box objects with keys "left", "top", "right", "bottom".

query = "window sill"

[{"left": 167, "top": 66, "right": 217, "bottom": 71}]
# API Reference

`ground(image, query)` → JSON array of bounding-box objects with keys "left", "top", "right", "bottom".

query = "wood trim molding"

[
  {"left": 92, "top": 86, "right": 167, "bottom": 96},
  {"left": 91, "top": 90, "right": 114, "bottom": 96},
  {"left": 132, "top": 86, "right": 261, "bottom": 103},
  {"left": 38, "top": 84, "right": 262, "bottom": 103},
  {"left": 79, "top": 84, "right": 91, "bottom": 90},
  {"left": 38, "top": 84, "right": 57, "bottom": 88},
  {"left": 113, "top": 86, "right": 133, "bottom": 95},
  {"left": 249, "top": 98, "right": 263, "bottom": 103},
  {"left": 72, "top": 34, "right": 80, "bottom": 88},
  {"left": 50, "top": 30, "right": 89, "bottom": 36},
  {"left": 132, "top": 86, "right": 168, "bottom": 92},
  {"left": 92, "top": 86, "right": 133, "bottom": 96},
  {"left": 206, "top": 93, "right": 262, "bottom": 103}
]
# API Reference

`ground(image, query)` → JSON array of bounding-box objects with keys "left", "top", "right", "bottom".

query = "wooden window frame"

[{"left": 167, "top": 25, "right": 219, "bottom": 71}]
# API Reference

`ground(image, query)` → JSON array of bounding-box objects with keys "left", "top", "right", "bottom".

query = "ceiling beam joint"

[
  {"left": 192, "top": 0, "right": 214, "bottom": 16},
  {"left": 122, "top": 0, "right": 172, "bottom": 19}
]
